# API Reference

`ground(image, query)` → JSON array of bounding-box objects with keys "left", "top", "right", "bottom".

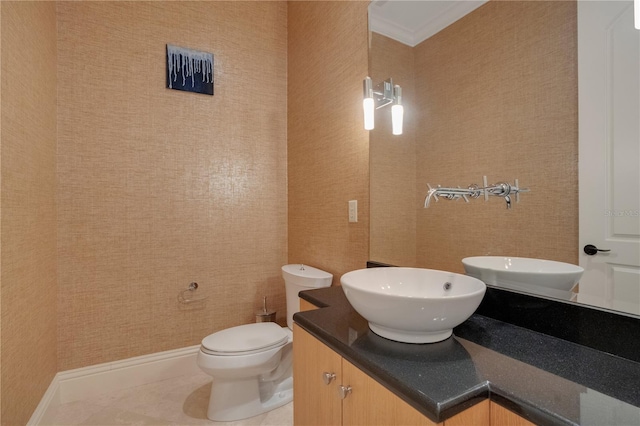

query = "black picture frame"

[{"left": 166, "top": 44, "right": 214, "bottom": 96}]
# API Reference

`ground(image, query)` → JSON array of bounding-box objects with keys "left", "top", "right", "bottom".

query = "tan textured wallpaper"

[
  {"left": 1, "top": 2, "right": 58, "bottom": 424},
  {"left": 57, "top": 1, "right": 287, "bottom": 370},
  {"left": 413, "top": 1, "right": 578, "bottom": 273},
  {"left": 287, "top": 1, "right": 370, "bottom": 282},
  {"left": 0, "top": 3, "right": 2, "bottom": 421},
  {"left": 369, "top": 33, "right": 416, "bottom": 267}
]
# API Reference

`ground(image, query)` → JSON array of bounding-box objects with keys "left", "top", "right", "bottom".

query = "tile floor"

[{"left": 44, "top": 371, "right": 293, "bottom": 426}]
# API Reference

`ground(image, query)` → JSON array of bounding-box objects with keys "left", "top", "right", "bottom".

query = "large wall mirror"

[{"left": 368, "top": 1, "right": 640, "bottom": 316}]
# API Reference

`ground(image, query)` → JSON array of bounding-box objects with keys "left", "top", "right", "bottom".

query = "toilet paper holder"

[{"left": 178, "top": 282, "right": 208, "bottom": 304}]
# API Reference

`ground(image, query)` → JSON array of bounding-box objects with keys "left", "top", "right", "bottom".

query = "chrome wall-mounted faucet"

[{"left": 424, "top": 177, "right": 529, "bottom": 209}]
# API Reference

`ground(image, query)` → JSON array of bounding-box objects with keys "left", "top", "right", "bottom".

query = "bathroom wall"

[
  {"left": 287, "top": 1, "right": 370, "bottom": 282},
  {"left": 0, "top": 1, "right": 370, "bottom": 421},
  {"left": 56, "top": 2, "right": 287, "bottom": 370},
  {"left": 369, "top": 33, "right": 416, "bottom": 267},
  {"left": 1, "top": 2, "right": 58, "bottom": 424},
  {"left": 413, "top": 1, "right": 578, "bottom": 272},
  {"left": 1, "top": 7, "right": 3, "bottom": 424},
  {"left": 416, "top": 1, "right": 578, "bottom": 272}
]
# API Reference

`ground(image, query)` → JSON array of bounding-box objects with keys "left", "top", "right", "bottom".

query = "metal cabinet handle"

[
  {"left": 584, "top": 244, "right": 611, "bottom": 256},
  {"left": 322, "top": 372, "right": 336, "bottom": 385},
  {"left": 338, "top": 385, "right": 352, "bottom": 399}
]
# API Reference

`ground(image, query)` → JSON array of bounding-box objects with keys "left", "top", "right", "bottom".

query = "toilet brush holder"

[{"left": 256, "top": 296, "right": 276, "bottom": 323}]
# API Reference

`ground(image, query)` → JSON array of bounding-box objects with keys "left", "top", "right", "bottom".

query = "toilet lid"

[{"left": 201, "top": 322, "right": 288, "bottom": 355}]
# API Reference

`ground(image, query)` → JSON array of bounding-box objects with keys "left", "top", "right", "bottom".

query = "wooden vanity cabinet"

[
  {"left": 293, "top": 314, "right": 534, "bottom": 426},
  {"left": 299, "top": 298, "right": 318, "bottom": 313},
  {"left": 341, "top": 357, "right": 437, "bottom": 425},
  {"left": 490, "top": 402, "right": 535, "bottom": 426},
  {"left": 293, "top": 322, "right": 343, "bottom": 425},
  {"left": 293, "top": 324, "right": 437, "bottom": 425}
]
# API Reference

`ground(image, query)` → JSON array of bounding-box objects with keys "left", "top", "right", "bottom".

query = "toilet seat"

[{"left": 201, "top": 322, "right": 289, "bottom": 356}]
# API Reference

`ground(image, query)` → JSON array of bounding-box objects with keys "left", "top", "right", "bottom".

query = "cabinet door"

[
  {"left": 445, "top": 400, "right": 490, "bottom": 426},
  {"left": 342, "top": 359, "right": 438, "bottom": 426},
  {"left": 490, "top": 401, "right": 535, "bottom": 426},
  {"left": 293, "top": 324, "right": 343, "bottom": 426},
  {"left": 299, "top": 298, "right": 318, "bottom": 312}
]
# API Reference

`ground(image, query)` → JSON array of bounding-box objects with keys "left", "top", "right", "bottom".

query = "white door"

[{"left": 578, "top": 0, "right": 640, "bottom": 314}]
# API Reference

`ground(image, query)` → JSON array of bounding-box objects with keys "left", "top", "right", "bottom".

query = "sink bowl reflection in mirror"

[
  {"left": 462, "top": 256, "right": 584, "bottom": 300},
  {"left": 340, "top": 268, "right": 486, "bottom": 344}
]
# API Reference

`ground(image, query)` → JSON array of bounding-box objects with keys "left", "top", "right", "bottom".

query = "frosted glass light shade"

[
  {"left": 363, "top": 98, "right": 375, "bottom": 130},
  {"left": 392, "top": 104, "right": 403, "bottom": 135}
]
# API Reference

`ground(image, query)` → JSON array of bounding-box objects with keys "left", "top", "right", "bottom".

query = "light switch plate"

[{"left": 349, "top": 200, "right": 358, "bottom": 223}]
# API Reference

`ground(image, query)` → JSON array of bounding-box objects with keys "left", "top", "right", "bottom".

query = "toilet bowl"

[{"left": 197, "top": 264, "right": 332, "bottom": 421}]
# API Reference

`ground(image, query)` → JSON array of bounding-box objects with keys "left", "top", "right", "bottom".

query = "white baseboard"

[{"left": 28, "top": 345, "right": 202, "bottom": 425}]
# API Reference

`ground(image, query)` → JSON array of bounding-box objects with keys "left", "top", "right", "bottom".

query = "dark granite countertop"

[{"left": 294, "top": 286, "right": 640, "bottom": 426}]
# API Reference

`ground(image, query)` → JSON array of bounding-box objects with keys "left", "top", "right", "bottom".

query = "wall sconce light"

[
  {"left": 362, "top": 76, "right": 404, "bottom": 135},
  {"left": 391, "top": 85, "right": 403, "bottom": 135},
  {"left": 363, "top": 77, "right": 375, "bottom": 130}
]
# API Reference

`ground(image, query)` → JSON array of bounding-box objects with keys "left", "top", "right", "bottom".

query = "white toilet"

[{"left": 197, "top": 264, "right": 333, "bottom": 421}]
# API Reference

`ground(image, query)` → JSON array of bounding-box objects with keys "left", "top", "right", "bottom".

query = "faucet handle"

[
  {"left": 424, "top": 184, "right": 439, "bottom": 208},
  {"left": 457, "top": 187, "right": 469, "bottom": 203}
]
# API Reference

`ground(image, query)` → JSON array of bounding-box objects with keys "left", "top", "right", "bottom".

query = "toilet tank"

[{"left": 282, "top": 264, "right": 333, "bottom": 329}]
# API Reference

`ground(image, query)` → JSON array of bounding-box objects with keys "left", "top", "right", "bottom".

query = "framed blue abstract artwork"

[{"left": 166, "top": 44, "right": 214, "bottom": 95}]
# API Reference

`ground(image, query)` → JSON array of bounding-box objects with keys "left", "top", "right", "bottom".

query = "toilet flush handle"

[{"left": 322, "top": 372, "right": 336, "bottom": 385}]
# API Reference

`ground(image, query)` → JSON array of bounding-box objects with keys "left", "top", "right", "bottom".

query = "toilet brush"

[{"left": 256, "top": 296, "right": 276, "bottom": 323}]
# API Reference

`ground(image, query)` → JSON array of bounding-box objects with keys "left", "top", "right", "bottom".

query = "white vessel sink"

[
  {"left": 340, "top": 268, "right": 486, "bottom": 344},
  {"left": 462, "top": 256, "right": 584, "bottom": 299}
]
